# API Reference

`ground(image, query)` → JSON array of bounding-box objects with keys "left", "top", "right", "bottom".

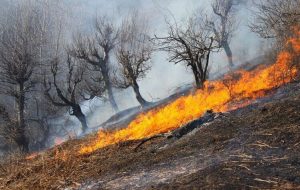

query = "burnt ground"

[{"left": 1, "top": 83, "right": 300, "bottom": 190}]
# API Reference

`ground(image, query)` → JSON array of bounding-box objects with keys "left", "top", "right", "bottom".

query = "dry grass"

[{"left": 1, "top": 88, "right": 300, "bottom": 189}]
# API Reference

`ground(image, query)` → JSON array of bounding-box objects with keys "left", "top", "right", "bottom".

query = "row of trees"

[
  {"left": 0, "top": 0, "right": 238, "bottom": 153},
  {"left": 1, "top": 0, "right": 296, "bottom": 153},
  {"left": 0, "top": 1, "right": 157, "bottom": 152}
]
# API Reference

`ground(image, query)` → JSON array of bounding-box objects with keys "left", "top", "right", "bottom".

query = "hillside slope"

[{"left": 0, "top": 82, "right": 300, "bottom": 189}]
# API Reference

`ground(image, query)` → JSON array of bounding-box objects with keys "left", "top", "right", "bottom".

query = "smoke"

[
  {"left": 0, "top": 0, "right": 264, "bottom": 147},
  {"left": 60, "top": 0, "right": 264, "bottom": 130}
]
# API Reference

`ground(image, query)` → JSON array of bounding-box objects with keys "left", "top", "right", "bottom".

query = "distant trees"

[
  {"left": 250, "top": 0, "right": 300, "bottom": 44},
  {"left": 0, "top": 3, "right": 46, "bottom": 152},
  {"left": 250, "top": 0, "right": 300, "bottom": 71},
  {"left": 70, "top": 17, "right": 120, "bottom": 112},
  {"left": 211, "top": 0, "right": 237, "bottom": 68},
  {"left": 114, "top": 12, "right": 153, "bottom": 106},
  {"left": 0, "top": 0, "right": 68, "bottom": 152},
  {"left": 155, "top": 15, "right": 218, "bottom": 89}
]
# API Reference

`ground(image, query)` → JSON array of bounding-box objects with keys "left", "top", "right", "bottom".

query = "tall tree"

[
  {"left": 114, "top": 12, "right": 153, "bottom": 107},
  {"left": 28, "top": 0, "right": 68, "bottom": 150},
  {"left": 155, "top": 15, "right": 218, "bottom": 89},
  {"left": 0, "top": 3, "right": 45, "bottom": 152},
  {"left": 70, "top": 16, "right": 120, "bottom": 112},
  {"left": 211, "top": 0, "right": 237, "bottom": 68}
]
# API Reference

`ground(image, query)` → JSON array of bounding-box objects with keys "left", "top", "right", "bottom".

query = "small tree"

[
  {"left": 211, "top": 0, "right": 237, "bottom": 68},
  {"left": 155, "top": 15, "right": 218, "bottom": 89},
  {"left": 70, "top": 16, "right": 120, "bottom": 112},
  {"left": 44, "top": 54, "right": 99, "bottom": 133},
  {"left": 114, "top": 12, "right": 153, "bottom": 107}
]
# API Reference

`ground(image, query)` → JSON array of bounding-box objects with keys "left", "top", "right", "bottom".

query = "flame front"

[{"left": 79, "top": 31, "right": 300, "bottom": 155}]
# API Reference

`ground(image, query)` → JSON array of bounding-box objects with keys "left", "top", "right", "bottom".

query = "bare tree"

[
  {"left": 70, "top": 16, "right": 120, "bottom": 112},
  {"left": 114, "top": 12, "right": 153, "bottom": 107},
  {"left": 211, "top": 0, "right": 237, "bottom": 68},
  {"left": 155, "top": 15, "right": 218, "bottom": 89},
  {"left": 0, "top": 3, "right": 45, "bottom": 152},
  {"left": 250, "top": 0, "right": 300, "bottom": 44},
  {"left": 28, "top": 0, "right": 68, "bottom": 151},
  {"left": 44, "top": 54, "right": 99, "bottom": 133}
]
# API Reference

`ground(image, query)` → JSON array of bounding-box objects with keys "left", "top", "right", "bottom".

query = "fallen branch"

[
  {"left": 134, "top": 134, "right": 167, "bottom": 151},
  {"left": 248, "top": 141, "right": 278, "bottom": 149},
  {"left": 171, "top": 110, "right": 215, "bottom": 139},
  {"left": 254, "top": 178, "right": 278, "bottom": 184}
]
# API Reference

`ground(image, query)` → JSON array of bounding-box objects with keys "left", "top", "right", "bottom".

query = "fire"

[
  {"left": 54, "top": 137, "right": 65, "bottom": 146},
  {"left": 79, "top": 31, "right": 300, "bottom": 155},
  {"left": 25, "top": 152, "right": 39, "bottom": 160}
]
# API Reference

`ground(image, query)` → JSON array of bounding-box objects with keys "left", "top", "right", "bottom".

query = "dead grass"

[{"left": 1, "top": 89, "right": 300, "bottom": 189}]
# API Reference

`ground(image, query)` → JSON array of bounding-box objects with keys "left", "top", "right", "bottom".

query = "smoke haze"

[{"left": 0, "top": 0, "right": 264, "bottom": 137}]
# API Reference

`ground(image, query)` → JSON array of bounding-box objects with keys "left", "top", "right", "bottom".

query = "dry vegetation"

[{"left": 0, "top": 82, "right": 300, "bottom": 189}]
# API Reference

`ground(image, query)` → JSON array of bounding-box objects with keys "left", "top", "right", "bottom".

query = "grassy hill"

[{"left": 0, "top": 82, "right": 300, "bottom": 189}]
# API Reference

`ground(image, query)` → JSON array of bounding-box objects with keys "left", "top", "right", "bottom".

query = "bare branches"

[
  {"left": 212, "top": 0, "right": 237, "bottom": 20},
  {"left": 44, "top": 55, "right": 84, "bottom": 107},
  {"left": 70, "top": 34, "right": 101, "bottom": 66},
  {"left": 250, "top": 0, "right": 300, "bottom": 43},
  {"left": 155, "top": 14, "right": 218, "bottom": 88},
  {"left": 94, "top": 16, "right": 119, "bottom": 54},
  {"left": 0, "top": 9, "right": 42, "bottom": 97},
  {"left": 69, "top": 15, "right": 120, "bottom": 111},
  {"left": 43, "top": 54, "right": 90, "bottom": 132},
  {"left": 114, "top": 11, "right": 153, "bottom": 106},
  {"left": 0, "top": 2, "right": 51, "bottom": 152}
]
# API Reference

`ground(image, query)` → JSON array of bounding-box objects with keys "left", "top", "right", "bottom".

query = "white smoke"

[
  {"left": 0, "top": 0, "right": 264, "bottom": 141},
  {"left": 60, "top": 0, "right": 263, "bottom": 129}
]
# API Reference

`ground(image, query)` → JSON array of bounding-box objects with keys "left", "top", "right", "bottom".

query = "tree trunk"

[
  {"left": 132, "top": 81, "right": 148, "bottom": 107},
  {"left": 223, "top": 41, "right": 234, "bottom": 68},
  {"left": 15, "top": 129, "right": 29, "bottom": 153},
  {"left": 40, "top": 121, "right": 50, "bottom": 150},
  {"left": 16, "top": 82, "right": 29, "bottom": 152},
  {"left": 102, "top": 67, "right": 119, "bottom": 112},
  {"left": 17, "top": 83, "right": 25, "bottom": 129},
  {"left": 191, "top": 66, "right": 203, "bottom": 89},
  {"left": 107, "top": 81, "right": 119, "bottom": 112},
  {"left": 72, "top": 104, "right": 88, "bottom": 133}
]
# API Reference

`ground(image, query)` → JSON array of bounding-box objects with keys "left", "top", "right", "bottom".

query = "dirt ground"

[{"left": 1, "top": 83, "right": 300, "bottom": 190}]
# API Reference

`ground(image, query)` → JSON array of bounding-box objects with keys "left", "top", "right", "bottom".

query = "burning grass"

[
  {"left": 78, "top": 33, "right": 300, "bottom": 154},
  {"left": 1, "top": 88, "right": 300, "bottom": 189}
]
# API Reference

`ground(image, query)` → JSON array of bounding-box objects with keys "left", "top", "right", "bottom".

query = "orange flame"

[
  {"left": 54, "top": 137, "right": 65, "bottom": 146},
  {"left": 79, "top": 30, "right": 300, "bottom": 155},
  {"left": 25, "top": 152, "right": 39, "bottom": 160}
]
